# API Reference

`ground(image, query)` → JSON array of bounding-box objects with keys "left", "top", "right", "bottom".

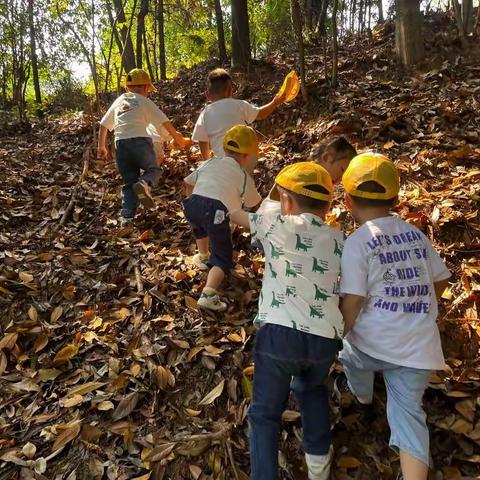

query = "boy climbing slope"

[
  {"left": 230, "top": 163, "right": 344, "bottom": 480},
  {"left": 183, "top": 125, "right": 261, "bottom": 311},
  {"left": 192, "top": 68, "right": 286, "bottom": 171},
  {"left": 336, "top": 153, "right": 451, "bottom": 480},
  {"left": 98, "top": 68, "right": 188, "bottom": 224}
]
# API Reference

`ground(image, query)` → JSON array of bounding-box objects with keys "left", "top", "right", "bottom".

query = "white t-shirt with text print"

[
  {"left": 340, "top": 216, "right": 450, "bottom": 370},
  {"left": 250, "top": 209, "right": 344, "bottom": 340}
]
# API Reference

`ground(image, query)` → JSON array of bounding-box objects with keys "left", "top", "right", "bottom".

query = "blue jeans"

[
  {"left": 339, "top": 341, "right": 431, "bottom": 466},
  {"left": 115, "top": 137, "right": 161, "bottom": 218},
  {"left": 249, "top": 324, "right": 339, "bottom": 480}
]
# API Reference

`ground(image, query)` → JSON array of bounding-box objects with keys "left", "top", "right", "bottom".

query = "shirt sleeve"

[
  {"left": 425, "top": 239, "right": 451, "bottom": 282},
  {"left": 100, "top": 100, "right": 117, "bottom": 131},
  {"left": 142, "top": 97, "right": 169, "bottom": 131},
  {"left": 238, "top": 100, "right": 260, "bottom": 124},
  {"left": 242, "top": 174, "right": 262, "bottom": 208},
  {"left": 184, "top": 169, "right": 198, "bottom": 186},
  {"left": 192, "top": 109, "right": 208, "bottom": 142},
  {"left": 340, "top": 236, "right": 369, "bottom": 297}
]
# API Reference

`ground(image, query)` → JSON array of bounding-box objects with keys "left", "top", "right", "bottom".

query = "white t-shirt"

[
  {"left": 250, "top": 208, "right": 344, "bottom": 339},
  {"left": 100, "top": 93, "right": 169, "bottom": 141},
  {"left": 192, "top": 98, "right": 260, "bottom": 158},
  {"left": 340, "top": 216, "right": 451, "bottom": 370},
  {"left": 184, "top": 157, "right": 261, "bottom": 211},
  {"left": 146, "top": 124, "right": 171, "bottom": 144}
]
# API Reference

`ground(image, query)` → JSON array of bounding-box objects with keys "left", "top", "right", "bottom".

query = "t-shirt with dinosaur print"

[{"left": 249, "top": 207, "right": 344, "bottom": 340}]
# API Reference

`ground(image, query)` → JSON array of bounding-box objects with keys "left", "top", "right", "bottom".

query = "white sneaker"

[
  {"left": 305, "top": 446, "right": 333, "bottom": 480},
  {"left": 197, "top": 287, "right": 227, "bottom": 312},
  {"left": 133, "top": 180, "right": 155, "bottom": 209},
  {"left": 192, "top": 253, "right": 209, "bottom": 270}
]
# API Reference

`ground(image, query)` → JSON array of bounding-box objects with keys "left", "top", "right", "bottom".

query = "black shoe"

[{"left": 333, "top": 372, "right": 376, "bottom": 423}]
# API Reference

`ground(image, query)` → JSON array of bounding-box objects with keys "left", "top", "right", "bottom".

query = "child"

[
  {"left": 192, "top": 68, "right": 286, "bottom": 172},
  {"left": 183, "top": 125, "right": 261, "bottom": 311},
  {"left": 336, "top": 153, "right": 451, "bottom": 480},
  {"left": 309, "top": 136, "right": 357, "bottom": 183},
  {"left": 98, "top": 68, "right": 188, "bottom": 224},
  {"left": 230, "top": 162, "right": 344, "bottom": 480},
  {"left": 257, "top": 137, "right": 357, "bottom": 218}
]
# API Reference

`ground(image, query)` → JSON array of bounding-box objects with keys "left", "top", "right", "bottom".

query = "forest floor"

[{"left": 1, "top": 11, "right": 480, "bottom": 480}]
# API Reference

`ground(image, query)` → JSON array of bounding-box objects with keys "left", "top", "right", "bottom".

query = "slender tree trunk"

[
  {"left": 451, "top": 0, "right": 469, "bottom": 47},
  {"left": 231, "top": 0, "right": 251, "bottom": 71},
  {"left": 157, "top": 0, "right": 167, "bottom": 79},
  {"left": 213, "top": 0, "right": 227, "bottom": 62},
  {"left": 290, "top": 0, "right": 308, "bottom": 99},
  {"left": 461, "top": 0, "right": 473, "bottom": 34},
  {"left": 331, "top": 0, "right": 339, "bottom": 87},
  {"left": 317, "top": 0, "right": 329, "bottom": 35},
  {"left": 378, "top": 0, "right": 384, "bottom": 22},
  {"left": 112, "top": 0, "right": 136, "bottom": 71},
  {"left": 27, "top": 0, "right": 41, "bottom": 107},
  {"left": 143, "top": 32, "right": 155, "bottom": 81},
  {"left": 136, "top": 0, "right": 149, "bottom": 69},
  {"left": 395, "top": 0, "right": 425, "bottom": 65}
]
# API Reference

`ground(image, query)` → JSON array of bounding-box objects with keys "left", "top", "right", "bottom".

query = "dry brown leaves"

[{"left": 0, "top": 12, "right": 479, "bottom": 480}]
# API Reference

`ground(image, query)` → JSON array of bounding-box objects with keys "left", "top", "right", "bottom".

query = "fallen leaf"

[
  {"left": 112, "top": 391, "right": 139, "bottom": 420},
  {"left": 51, "top": 423, "right": 81, "bottom": 452},
  {"left": 337, "top": 456, "right": 362, "bottom": 468},
  {"left": 50, "top": 306, "right": 63, "bottom": 323},
  {"left": 53, "top": 344, "right": 78, "bottom": 366},
  {"left": 198, "top": 379, "right": 225, "bottom": 406}
]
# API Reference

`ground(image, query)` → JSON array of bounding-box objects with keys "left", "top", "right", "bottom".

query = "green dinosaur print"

[
  {"left": 251, "top": 229, "right": 257, "bottom": 238},
  {"left": 285, "top": 260, "right": 297, "bottom": 278},
  {"left": 251, "top": 213, "right": 261, "bottom": 225},
  {"left": 311, "top": 217, "right": 323, "bottom": 227},
  {"left": 295, "top": 234, "right": 312, "bottom": 252},
  {"left": 276, "top": 214, "right": 285, "bottom": 224},
  {"left": 334, "top": 239, "right": 343, "bottom": 257},
  {"left": 271, "top": 292, "right": 285, "bottom": 308},
  {"left": 291, "top": 320, "right": 297, "bottom": 330},
  {"left": 268, "top": 262, "right": 277, "bottom": 278},
  {"left": 312, "top": 257, "right": 328, "bottom": 273},
  {"left": 309, "top": 306, "right": 324, "bottom": 318},
  {"left": 333, "top": 326, "right": 343, "bottom": 340},
  {"left": 285, "top": 286, "right": 296, "bottom": 297},
  {"left": 270, "top": 242, "right": 284, "bottom": 259},
  {"left": 314, "top": 284, "right": 331, "bottom": 301}
]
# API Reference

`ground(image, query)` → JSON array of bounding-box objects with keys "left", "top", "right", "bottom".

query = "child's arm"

[
  {"left": 97, "top": 125, "right": 110, "bottom": 159},
  {"left": 340, "top": 294, "right": 365, "bottom": 336},
  {"left": 162, "top": 121, "right": 189, "bottom": 149},
  {"left": 229, "top": 209, "right": 250, "bottom": 229},
  {"left": 198, "top": 141, "right": 211, "bottom": 160},
  {"left": 184, "top": 181, "right": 194, "bottom": 196},
  {"left": 255, "top": 93, "right": 285, "bottom": 121}
]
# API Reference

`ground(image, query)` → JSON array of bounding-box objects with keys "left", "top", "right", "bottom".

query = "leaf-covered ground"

[{"left": 1, "top": 12, "right": 479, "bottom": 480}]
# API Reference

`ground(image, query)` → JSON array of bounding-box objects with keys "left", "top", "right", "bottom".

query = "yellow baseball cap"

[
  {"left": 342, "top": 152, "right": 400, "bottom": 200},
  {"left": 269, "top": 162, "right": 333, "bottom": 202},
  {"left": 126, "top": 68, "right": 156, "bottom": 92},
  {"left": 223, "top": 125, "right": 258, "bottom": 155}
]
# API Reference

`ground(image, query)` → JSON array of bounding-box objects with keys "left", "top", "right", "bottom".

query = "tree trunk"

[
  {"left": 290, "top": 0, "right": 308, "bottom": 99},
  {"left": 136, "top": 0, "right": 149, "bottom": 69},
  {"left": 213, "top": 0, "right": 227, "bottom": 62},
  {"left": 395, "top": 0, "right": 424, "bottom": 65},
  {"left": 331, "top": 0, "right": 339, "bottom": 87},
  {"left": 27, "top": 0, "right": 41, "bottom": 106},
  {"left": 231, "top": 0, "right": 251, "bottom": 71},
  {"left": 461, "top": 0, "right": 473, "bottom": 35},
  {"left": 378, "top": 0, "right": 384, "bottom": 22},
  {"left": 316, "top": 0, "right": 329, "bottom": 35},
  {"left": 157, "top": 0, "right": 167, "bottom": 79},
  {"left": 112, "top": 0, "right": 136, "bottom": 71},
  {"left": 143, "top": 31, "right": 155, "bottom": 81}
]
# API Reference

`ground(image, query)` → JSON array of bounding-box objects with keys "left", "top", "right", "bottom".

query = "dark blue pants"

[
  {"left": 182, "top": 195, "right": 233, "bottom": 274},
  {"left": 249, "top": 324, "right": 339, "bottom": 480},
  {"left": 115, "top": 137, "right": 161, "bottom": 218}
]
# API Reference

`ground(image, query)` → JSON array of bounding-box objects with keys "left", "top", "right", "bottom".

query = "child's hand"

[{"left": 97, "top": 146, "right": 108, "bottom": 159}]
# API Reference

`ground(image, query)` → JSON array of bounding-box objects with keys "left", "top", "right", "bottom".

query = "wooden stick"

[
  {"left": 59, "top": 186, "right": 79, "bottom": 227},
  {"left": 173, "top": 425, "right": 231, "bottom": 443},
  {"left": 134, "top": 265, "right": 144, "bottom": 293}
]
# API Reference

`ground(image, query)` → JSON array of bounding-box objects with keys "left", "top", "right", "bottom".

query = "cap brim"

[{"left": 148, "top": 83, "right": 157, "bottom": 93}]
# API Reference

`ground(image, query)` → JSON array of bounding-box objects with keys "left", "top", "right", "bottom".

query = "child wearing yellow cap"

[
  {"left": 335, "top": 153, "right": 451, "bottom": 480},
  {"left": 183, "top": 125, "right": 262, "bottom": 311},
  {"left": 230, "top": 163, "right": 344, "bottom": 480},
  {"left": 98, "top": 68, "right": 188, "bottom": 225}
]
